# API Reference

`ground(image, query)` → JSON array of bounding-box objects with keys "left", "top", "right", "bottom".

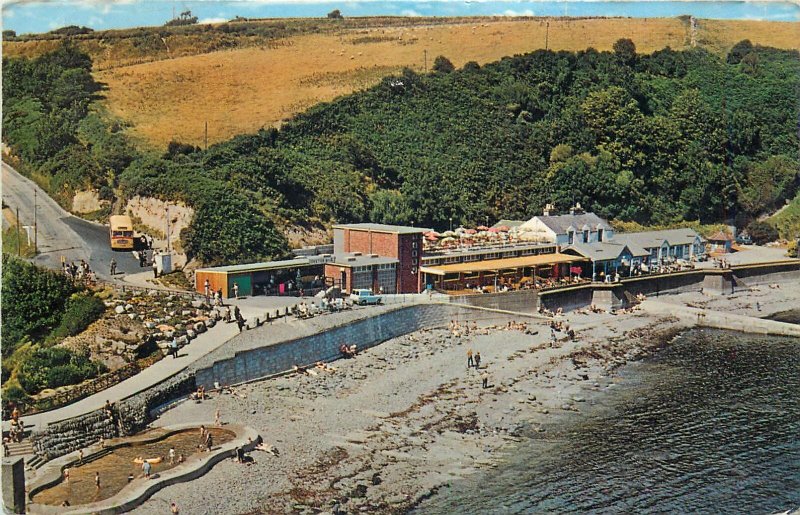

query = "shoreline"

[{"left": 132, "top": 284, "right": 799, "bottom": 514}]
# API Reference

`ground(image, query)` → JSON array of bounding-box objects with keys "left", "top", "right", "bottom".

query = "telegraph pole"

[
  {"left": 545, "top": 21, "right": 550, "bottom": 51},
  {"left": 16, "top": 207, "right": 20, "bottom": 256},
  {"left": 204, "top": 121, "right": 208, "bottom": 150},
  {"left": 424, "top": 49, "right": 428, "bottom": 72},
  {"left": 166, "top": 204, "right": 171, "bottom": 252},
  {"left": 33, "top": 189, "right": 37, "bottom": 252}
]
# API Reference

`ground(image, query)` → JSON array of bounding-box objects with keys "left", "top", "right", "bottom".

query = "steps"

[{"left": 4, "top": 440, "right": 34, "bottom": 457}]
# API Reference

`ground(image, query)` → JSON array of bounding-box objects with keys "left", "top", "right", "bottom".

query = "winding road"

[{"left": 2, "top": 161, "right": 140, "bottom": 279}]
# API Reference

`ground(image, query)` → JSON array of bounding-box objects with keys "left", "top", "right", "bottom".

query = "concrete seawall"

[
  {"left": 640, "top": 300, "right": 800, "bottom": 338},
  {"left": 192, "top": 303, "right": 538, "bottom": 389}
]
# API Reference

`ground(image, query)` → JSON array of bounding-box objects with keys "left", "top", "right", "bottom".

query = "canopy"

[{"left": 420, "top": 253, "right": 587, "bottom": 276}]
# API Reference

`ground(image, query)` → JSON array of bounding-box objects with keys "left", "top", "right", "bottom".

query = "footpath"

[{"left": 5, "top": 312, "right": 247, "bottom": 433}]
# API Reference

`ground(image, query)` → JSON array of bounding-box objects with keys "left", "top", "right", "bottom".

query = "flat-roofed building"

[{"left": 333, "top": 223, "right": 430, "bottom": 293}]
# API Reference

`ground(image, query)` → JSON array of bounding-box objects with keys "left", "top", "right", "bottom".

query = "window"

[
  {"left": 412, "top": 250, "right": 418, "bottom": 258},
  {"left": 412, "top": 240, "right": 418, "bottom": 249},
  {"left": 598, "top": 229, "right": 604, "bottom": 242},
  {"left": 583, "top": 230, "right": 589, "bottom": 243},
  {"left": 568, "top": 231, "right": 574, "bottom": 244}
]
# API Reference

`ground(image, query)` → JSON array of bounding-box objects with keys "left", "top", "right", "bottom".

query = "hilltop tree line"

[{"left": 2, "top": 40, "right": 798, "bottom": 266}]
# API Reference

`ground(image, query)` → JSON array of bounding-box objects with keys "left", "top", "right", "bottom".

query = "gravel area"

[{"left": 131, "top": 283, "right": 798, "bottom": 515}]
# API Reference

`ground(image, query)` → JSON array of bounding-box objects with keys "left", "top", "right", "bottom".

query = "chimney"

[
  {"left": 543, "top": 203, "right": 554, "bottom": 216},
  {"left": 569, "top": 202, "right": 584, "bottom": 215}
]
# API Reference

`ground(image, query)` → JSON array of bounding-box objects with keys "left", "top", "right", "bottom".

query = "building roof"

[
  {"left": 707, "top": 231, "right": 733, "bottom": 242},
  {"left": 491, "top": 219, "right": 526, "bottom": 229},
  {"left": 332, "top": 223, "right": 431, "bottom": 235},
  {"left": 613, "top": 228, "right": 702, "bottom": 248},
  {"left": 420, "top": 253, "right": 586, "bottom": 276},
  {"left": 422, "top": 242, "right": 556, "bottom": 261},
  {"left": 196, "top": 257, "right": 313, "bottom": 274},
  {"left": 534, "top": 212, "right": 610, "bottom": 235},
  {"left": 328, "top": 253, "right": 399, "bottom": 268},
  {"left": 564, "top": 242, "right": 649, "bottom": 262}
]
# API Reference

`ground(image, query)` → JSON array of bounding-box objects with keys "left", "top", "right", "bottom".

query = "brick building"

[{"left": 332, "top": 223, "right": 429, "bottom": 294}]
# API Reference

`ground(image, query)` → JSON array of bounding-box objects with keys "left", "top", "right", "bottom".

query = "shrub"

[
  {"left": 2, "top": 384, "right": 28, "bottom": 403},
  {"left": 746, "top": 220, "right": 779, "bottom": 245},
  {"left": 17, "top": 346, "right": 106, "bottom": 394},
  {"left": 432, "top": 55, "right": 455, "bottom": 73},
  {"left": 787, "top": 239, "right": 798, "bottom": 258},
  {"left": 48, "top": 293, "right": 106, "bottom": 341}
]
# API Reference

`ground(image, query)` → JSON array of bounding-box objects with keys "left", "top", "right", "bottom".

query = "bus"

[{"left": 109, "top": 215, "right": 135, "bottom": 250}]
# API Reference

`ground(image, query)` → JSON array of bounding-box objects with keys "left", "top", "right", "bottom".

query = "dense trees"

[{"left": 3, "top": 40, "right": 798, "bottom": 267}]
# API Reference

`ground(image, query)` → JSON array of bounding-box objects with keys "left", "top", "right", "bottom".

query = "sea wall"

[
  {"left": 449, "top": 289, "right": 538, "bottom": 313},
  {"left": 193, "top": 303, "right": 533, "bottom": 389},
  {"left": 30, "top": 373, "right": 196, "bottom": 462}
]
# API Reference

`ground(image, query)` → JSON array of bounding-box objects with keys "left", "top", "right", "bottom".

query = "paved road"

[{"left": 2, "top": 161, "right": 140, "bottom": 279}]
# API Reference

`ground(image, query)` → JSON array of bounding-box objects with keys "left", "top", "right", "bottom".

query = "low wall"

[
  {"left": 194, "top": 303, "right": 534, "bottom": 389},
  {"left": 31, "top": 373, "right": 196, "bottom": 462},
  {"left": 732, "top": 261, "right": 800, "bottom": 285},
  {"left": 538, "top": 285, "right": 594, "bottom": 312},
  {"left": 449, "top": 289, "right": 538, "bottom": 313}
]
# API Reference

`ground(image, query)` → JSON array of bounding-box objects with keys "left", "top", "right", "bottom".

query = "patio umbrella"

[
  {"left": 496, "top": 225, "right": 510, "bottom": 232},
  {"left": 439, "top": 236, "right": 457, "bottom": 244},
  {"left": 477, "top": 225, "right": 489, "bottom": 231}
]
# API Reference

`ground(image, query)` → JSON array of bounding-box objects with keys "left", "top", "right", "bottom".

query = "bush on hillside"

[
  {"left": 17, "top": 346, "right": 106, "bottom": 394},
  {"left": 746, "top": 220, "right": 779, "bottom": 245},
  {"left": 48, "top": 293, "right": 106, "bottom": 342}
]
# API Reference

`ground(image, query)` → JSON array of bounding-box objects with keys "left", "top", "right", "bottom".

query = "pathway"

[{"left": 4, "top": 321, "right": 240, "bottom": 433}]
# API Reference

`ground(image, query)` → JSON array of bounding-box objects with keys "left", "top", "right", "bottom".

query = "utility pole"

[
  {"left": 424, "top": 49, "right": 428, "bottom": 72},
  {"left": 16, "top": 206, "right": 20, "bottom": 256},
  {"left": 33, "top": 189, "right": 37, "bottom": 252},
  {"left": 166, "top": 204, "right": 171, "bottom": 252},
  {"left": 545, "top": 21, "right": 549, "bottom": 51},
  {"left": 204, "top": 121, "right": 208, "bottom": 150}
]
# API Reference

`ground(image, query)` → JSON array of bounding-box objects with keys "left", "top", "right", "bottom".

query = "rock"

[
  {"left": 573, "top": 396, "right": 586, "bottom": 402},
  {"left": 127, "top": 313, "right": 137, "bottom": 320},
  {"left": 145, "top": 321, "right": 156, "bottom": 329},
  {"left": 206, "top": 318, "right": 216, "bottom": 328},
  {"left": 194, "top": 322, "right": 206, "bottom": 333},
  {"left": 125, "top": 304, "right": 134, "bottom": 312},
  {"left": 186, "top": 329, "right": 196, "bottom": 339},
  {"left": 115, "top": 305, "right": 126, "bottom": 314}
]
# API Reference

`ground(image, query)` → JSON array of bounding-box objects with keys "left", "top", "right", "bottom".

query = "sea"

[
  {"left": 415, "top": 310, "right": 800, "bottom": 514},
  {"left": 2, "top": 0, "right": 799, "bottom": 35}
]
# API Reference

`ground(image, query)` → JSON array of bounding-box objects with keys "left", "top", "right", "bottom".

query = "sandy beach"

[{"left": 132, "top": 284, "right": 799, "bottom": 515}]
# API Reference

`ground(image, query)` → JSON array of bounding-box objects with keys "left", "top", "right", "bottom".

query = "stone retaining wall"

[
  {"left": 449, "top": 289, "right": 538, "bottom": 313},
  {"left": 30, "top": 373, "right": 196, "bottom": 462},
  {"left": 193, "top": 303, "right": 534, "bottom": 389}
]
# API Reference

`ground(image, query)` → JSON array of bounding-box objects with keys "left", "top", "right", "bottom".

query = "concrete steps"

[{"left": 4, "top": 440, "right": 33, "bottom": 456}]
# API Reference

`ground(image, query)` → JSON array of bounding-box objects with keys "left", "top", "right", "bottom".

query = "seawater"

[
  {"left": 416, "top": 323, "right": 800, "bottom": 514},
  {"left": 4, "top": 0, "right": 799, "bottom": 35}
]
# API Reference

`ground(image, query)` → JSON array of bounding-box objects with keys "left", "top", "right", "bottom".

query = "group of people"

[
  {"left": 537, "top": 305, "right": 564, "bottom": 317},
  {"left": 199, "top": 425, "right": 213, "bottom": 452},
  {"left": 64, "top": 259, "right": 96, "bottom": 283},
  {"left": 339, "top": 343, "right": 358, "bottom": 358},
  {"left": 203, "top": 279, "right": 229, "bottom": 306},
  {"left": 448, "top": 319, "right": 479, "bottom": 337},
  {"left": 4, "top": 406, "right": 25, "bottom": 450}
]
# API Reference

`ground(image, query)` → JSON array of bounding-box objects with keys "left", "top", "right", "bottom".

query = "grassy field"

[{"left": 6, "top": 16, "right": 799, "bottom": 149}]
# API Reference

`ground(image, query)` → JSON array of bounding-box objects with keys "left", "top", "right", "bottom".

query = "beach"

[{"left": 133, "top": 284, "right": 799, "bottom": 514}]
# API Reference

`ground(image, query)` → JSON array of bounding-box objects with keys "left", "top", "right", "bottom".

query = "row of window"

[{"left": 352, "top": 263, "right": 397, "bottom": 272}]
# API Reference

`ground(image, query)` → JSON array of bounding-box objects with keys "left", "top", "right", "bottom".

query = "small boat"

[{"left": 133, "top": 457, "right": 162, "bottom": 465}]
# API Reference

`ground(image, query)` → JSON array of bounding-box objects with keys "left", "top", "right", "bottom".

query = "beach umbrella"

[
  {"left": 477, "top": 225, "right": 489, "bottom": 231},
  {"left": 496, "top": 225, "right": 510, "bottom": 232},
  {"left": 465, "top": 228, "right": 478, "bottom": 235},
  {"left": 426, "top": 234, "right": 439, "bottom": 241},
  {"left": 442, "top": 230, "right": 456, "bottom": 238},
  {"left": 440, "top": 236, "right": 456, "bottom": 244},
  {"left": 487, "top": 227, "right": 501, "bottom": 233}
]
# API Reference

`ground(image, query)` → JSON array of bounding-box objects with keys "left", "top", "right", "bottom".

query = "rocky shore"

[{"left": 134, "top": 285, "right": 799, "bottom": 515}]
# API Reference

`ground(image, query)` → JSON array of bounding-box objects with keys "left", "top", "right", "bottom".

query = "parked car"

[
  {"left": 349, "top": 289, "right": 383, "bottom": 305},
  {"left": 736, "top": 234, "right": 753, "bottom": 245}
]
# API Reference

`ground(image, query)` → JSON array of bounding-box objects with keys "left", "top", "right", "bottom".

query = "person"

[
  {"left": 169, "top": 337, "right": 179, "bottom": 359},
  {"left": 233, "top": 305, "right": 242, "bottom": 322},
  {"left": 110, "top": 258, "right": 117, "bottom": 276},
  {"left": 168, "top": 446, "right": 176, "bottom": 465},
  {"left": 224, "top": 307, "right": 232, "bottom": 323},
  {"left": 481, "top": 371, "right": 489, "bottom": 389},
  {"left": 236, "top": 446, "right": 245, "bottom": 463},
  {"left": 95, "top": 471, "right": 101, "bottom": 489},
  {"left": 205, "top": 432, "right": 213, "bottom": 452},
  {"left": 77, "top": 449, "right": 84, "bottom": 464},
  {"left": 61, "top": 500, "right": 71, "bottom": 507},
  {"left": 236, "top": 316, "right": 245, "bottom": 332},
  {"left": 127, "top": 473, "right": 135, "bottom": 483},
  {"left": 199, "top": 425, "right": 207, "bottom": 441},
  {"left": 233, "top": 283, "right": 240, "bottom": 298},
  {"left": 474, "top": 351, "right": 481, "bottom": 369},
  {"left": 467, "top": 349, "right": 474, "bottom": 368},
  {"left": 756, "top": 301, "right": 761, "bottom": 312},
  {"left": 171, "top": 502, "right": 180, "bottom": 514},
  {"left": 142, "top": 460, "right": 152, "bottom": 478},
  {"left": 204, "top": 279, "right": 211, "bottom": 298},
  {"left": 11, "top": 406, "right": 19, "bottom": 421},
  {"left": 214, "top": 409, "right": 222, "bottom": 427},
  {"left": 152, "top": 261, "right": 159, "bottom": 279},
  {"left": 63, "top": 468, "right": 70, "bottom": 482},
  {"left": 178, "top": 453, "right": 185, "bottom": 464}
]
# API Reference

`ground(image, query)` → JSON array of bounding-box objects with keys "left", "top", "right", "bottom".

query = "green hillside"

[{"left": 3, "top": 40, "right": 799, "bottom": 265}]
